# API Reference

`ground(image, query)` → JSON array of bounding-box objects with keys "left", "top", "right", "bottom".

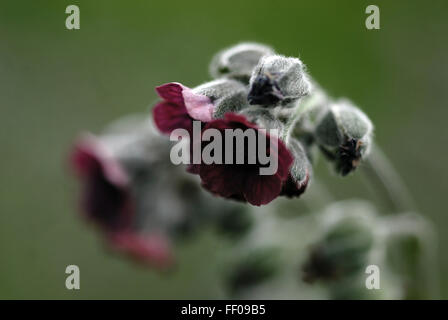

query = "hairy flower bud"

[
  {"left": 193, "top": 79, "right": 249, "bottom": 119},
  {"left": 226, "top": 248, "right": 280, "bottom": 294},
  {"left": 209, "top": 42, "right": 275, "bottom": 82},
  {"left": 248, "top": 55, "right": 311, "bottom": 107},
  {"left": 314, "top": 99, "right": 373, "bottom": 175},
  {"left": 280, "top": 139, "right": 311, "bottom": 198},
  {"left": 302, "top": 202, "right": 376, "bottom": 284}
]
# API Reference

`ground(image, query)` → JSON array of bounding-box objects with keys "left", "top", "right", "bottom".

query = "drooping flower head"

[
  {"left": 70, "top": 118, "right": 202, "bottom": 269},
  {"left": 70, "top": 132, "right": 175, "bottom": 269},
  {"left": 193, "top": 113, "right": 294, "bottom": 206}
]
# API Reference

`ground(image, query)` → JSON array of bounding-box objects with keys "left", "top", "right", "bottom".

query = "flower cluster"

[
  {"left": 70, "top": 43, "right": 375, "bottom": 268},
  {"left": 152, "top": 42, "right": 373, "bottom": 206},
  {"left": 69, "top": 42, "right": 437, "bottom": 299}
]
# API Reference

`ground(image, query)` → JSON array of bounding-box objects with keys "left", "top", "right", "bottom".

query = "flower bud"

[
  {"left": 192, "top": 79, "right": 249, "bottom": 119},
  {"left": 209, "top": 42, "right": 275, "bottom": 82},
  {"left": 280, "top": 138, "right": 311, "bottom": 198},
  {"left": 314, "top": 99, "right": 373, "bottom": 175},
  {"left": 302, "top": 202, "right": 375, "bottom": 283},
  {"left": 226, "top": 248, "right": 280, "bottom": 294},
  {"left": 248, "top": 55, "right": 312, "bottom": 107}
]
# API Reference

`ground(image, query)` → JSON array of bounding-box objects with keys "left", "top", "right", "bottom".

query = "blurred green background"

[{"left": 0, "top": 0, "right": 447, "bottom": 299}]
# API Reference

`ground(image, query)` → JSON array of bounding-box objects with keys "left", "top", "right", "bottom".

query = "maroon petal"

[
  {"left": 243, "top": 174, "right": 283, "bottom": 206},
  {"left": 152, "top": 101, "right": 192, "bottom": 135},
  {"left": 186, "top": 163, "right": 201, "bottom": 175},
  {"left": 202, "top": 113, "right": 256, "bottom": 132},
  {"left": 196, "top": 113, "right": 295, "bottom": 206},
  {"left": 199, "top": 164, "right": 245, "bottom": 198},
  {"left": 70, "top": 136, "right": 133, "bottom": 232},
  {"left": 208, "top": 114, "right": 292, "bottom": 179},
  {"left": 155, "top": 82, "right": 186, "bottom": 105},
  {"left": 156, "top": 82, "right": 216, "bottom": 123},
  {"left": 223, "top": 113, "right": 259, "bottom": 129},
  {"left": 71, "top": 135, "right": 129, "bottom": 187}
]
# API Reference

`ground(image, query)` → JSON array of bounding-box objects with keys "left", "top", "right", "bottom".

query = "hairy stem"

[{"left": 362, "top": 144, "right": 416, "bottom": 213}]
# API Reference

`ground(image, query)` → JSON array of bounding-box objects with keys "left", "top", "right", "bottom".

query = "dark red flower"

[
  {"left": 70, "top": 134, "right": 174, "bottom": 269},
  {"left": 70, "top": 134, "right": 133, "bottom": 232},
  {"left": 152, "top": 82, "right": 215, "bottom": 135},
  {"left": 195, "top": 113, "right": 293, "bottom": 206}
]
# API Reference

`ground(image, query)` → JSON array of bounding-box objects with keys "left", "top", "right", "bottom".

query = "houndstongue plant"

[{"left": 70, "top": 42, "right": 437, "bottom": 299}]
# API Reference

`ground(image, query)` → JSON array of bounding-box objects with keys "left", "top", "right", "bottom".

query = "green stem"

[
  {"left": 303, "top": 178, "right": 335, "bottom": 212},
  {"left": 362, "top": 144, "right": 416, "bottom": 213}
]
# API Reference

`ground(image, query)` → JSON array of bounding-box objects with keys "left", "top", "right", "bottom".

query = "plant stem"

[
  {"left": 362, "top": 144, "right": 416, "bottom": 213},
  {"left": 303, "top": 178, "right": 335, "bottom": 212}
]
